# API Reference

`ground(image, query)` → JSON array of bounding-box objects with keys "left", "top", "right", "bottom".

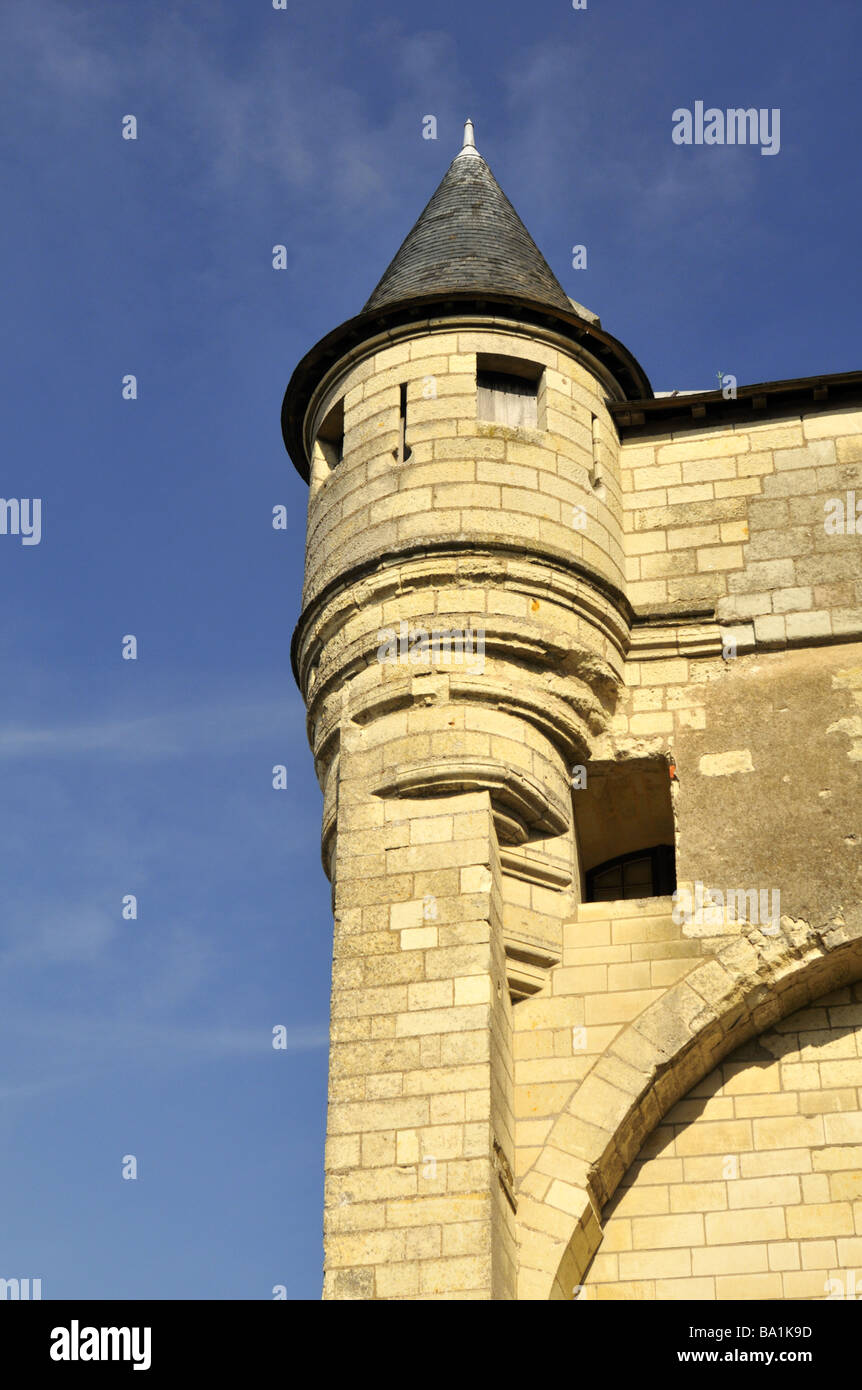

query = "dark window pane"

[
  {"left": 623, "top": 858, "right": 652, "bottom": 887},
  {"left": 585, "top": 845, "right": 675, "bottom": 904}
]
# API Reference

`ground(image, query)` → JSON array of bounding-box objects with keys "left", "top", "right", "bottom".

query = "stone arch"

[
  {"left": 515, "top": 914, "right": 862, "bottom": 1300},
  {"left": 587, "top": 989, "right": 862, "bottom": 1298}
]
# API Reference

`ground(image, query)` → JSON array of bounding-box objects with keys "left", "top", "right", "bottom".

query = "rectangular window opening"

[
  {"left": 477, "top": 354, "right": 541, "bottom": 429},
  {"left": 573, "top": 757, "right": 677, "bottom": 903}
]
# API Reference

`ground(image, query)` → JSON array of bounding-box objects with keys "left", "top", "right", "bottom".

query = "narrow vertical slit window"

[
  {"left": 316, "top": 399, "right": 344, "bottom": 468},
  {"left": 394, "top": 383, "right": 412, "bottom": 462},
  {"left": 590, "top": 413, "right": 602, "bottom": 490}
]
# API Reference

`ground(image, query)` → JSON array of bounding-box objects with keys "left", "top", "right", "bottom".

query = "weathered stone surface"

[{"left": 285, "top": 127, "right": 862, "bottom": 1301}]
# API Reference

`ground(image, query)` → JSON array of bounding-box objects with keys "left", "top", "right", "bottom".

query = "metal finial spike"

[{"left": 458, "top": 118, "right": 479, "bottom": 157}]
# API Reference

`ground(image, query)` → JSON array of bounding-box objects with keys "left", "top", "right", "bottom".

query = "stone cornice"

[{"left": 612, "top": 369, "right": 862, "bottom": 439}]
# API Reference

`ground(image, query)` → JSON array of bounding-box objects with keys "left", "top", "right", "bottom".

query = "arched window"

[{"left": 585, "top": 845, "right": 676, "bottom": 902}]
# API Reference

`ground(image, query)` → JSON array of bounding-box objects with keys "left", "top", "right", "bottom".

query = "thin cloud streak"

[
  {"left": 5, "top": 1013, "right": 328, "bottom": 1057},
  {"left": 0, "top": 1016, "right": 328, "bottom": 1111},
  {"left": 0, "top": 697, "right": 298, "bottom": 760}
]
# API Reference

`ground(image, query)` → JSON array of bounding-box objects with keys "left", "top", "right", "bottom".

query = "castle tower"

[
  {"left": 283, "top": 122, "right": 862, "bottom": 1303},
  {"left": 283, "top": 121, "right": 651, "bottom": 1300}
]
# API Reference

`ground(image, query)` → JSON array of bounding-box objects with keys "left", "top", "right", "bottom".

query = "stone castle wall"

[{"left": 292, "top": 318, "right": 862, "bottom": 1299}]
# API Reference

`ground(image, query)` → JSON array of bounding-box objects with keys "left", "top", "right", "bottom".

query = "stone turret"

[
  {"left": 284, "top": 115, "right": 862, "bottom": 1304},
  {"left": 282, "top": 121, "right": 655, "bottom": 1299}
]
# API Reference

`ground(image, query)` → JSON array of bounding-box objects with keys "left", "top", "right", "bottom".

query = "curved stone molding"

[
  {"left": 292, "top": 544, "right": 632, "bottom": 695},
  {"left": 376, "top": 757, "right": 570, "bottom": 845}
]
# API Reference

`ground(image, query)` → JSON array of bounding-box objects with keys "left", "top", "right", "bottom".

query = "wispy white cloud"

[
  {"left": 0, "top": 696, "right": 297, "bottom": 759},
  {"left": 5, "top": 1012, "right": 327, "bottom": 1058},
  {"left": 502, "top": 37, "right": 759, "bottom": 238},
  {"left": 2, "top": 0, "right": 119, "bottom": 98},
  {"left": 0, "top": 1013, "right": 327, "bottom": 1113},
  {"left": 0, "top": 903, "right": 117, "bottom": 968},
  {"left": 1, "top": 0, "right": 463, "bottom": 222}
]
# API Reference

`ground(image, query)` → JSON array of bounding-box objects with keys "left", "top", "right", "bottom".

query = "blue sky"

[{"left": 0, "top": 0, "right": 859, "bottom": 1300}]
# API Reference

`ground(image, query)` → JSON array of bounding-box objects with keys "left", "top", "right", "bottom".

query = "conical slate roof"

[
  {"left": 362, "top": 121, "right": 571, "bottom": 316},
  {"left": 281, "top": 121, "right": 655, "bottom": 480}
]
